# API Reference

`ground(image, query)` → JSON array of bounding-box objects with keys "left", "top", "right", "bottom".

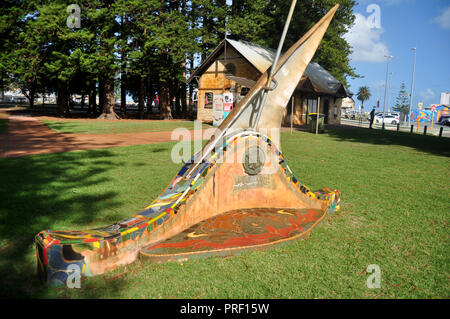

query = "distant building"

[
  {"left": 2, "top": 89, "right": 27, "bottom": 104},
  {"left": 187, "top": 39, "right": 352, "bottom": 126},
  {"left": 340, "top": 97, "right": 355, "bottom": 110},
  {"left": 1, "top": 89, "right": 57, "bottom": 104},
  {"left": 440, "top": 92, "right": 450, "bottom": 106}
]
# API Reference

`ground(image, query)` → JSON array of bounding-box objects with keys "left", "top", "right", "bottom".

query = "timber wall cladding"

[
  {"left": 197, "top": 47, "right": 260, "bottom": 122},
  {"left": 282, "top": 91, "right": 305, "bottom": 126}
]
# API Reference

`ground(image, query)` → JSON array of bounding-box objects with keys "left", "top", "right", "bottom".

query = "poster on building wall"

[
  {"left": 223, "top": 92, "right": 233, "bottom": 112},
  {"left": 223, "top": 92, "right": 234, "bottom": 121},
  {"left": 213, "top": 94, "right": 224, "bottom": 127}
]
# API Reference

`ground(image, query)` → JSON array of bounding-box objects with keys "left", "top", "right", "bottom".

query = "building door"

[
  {"left": 303, "top": 96, "right": 318, "bottom": 125},
  {"left": 323, "top": 99, "right": 329, "bottom": 124}
]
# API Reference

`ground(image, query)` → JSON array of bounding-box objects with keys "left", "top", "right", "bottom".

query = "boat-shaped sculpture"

[{"left": 35, "top": 4, "right": 341, "bottom": 286}]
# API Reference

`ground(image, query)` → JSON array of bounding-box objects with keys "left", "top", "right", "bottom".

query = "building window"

[
  {"left": 205, "top": 92, "right": 213, "bottom": 109},
  {"left": 303, "top": 97, "right": 318, "bottom": 113}
]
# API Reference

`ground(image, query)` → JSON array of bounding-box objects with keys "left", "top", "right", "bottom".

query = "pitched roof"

[
  {"left": 187, "top": 39, "right": 352, "bottom": 97},
  {"left": 226, "top": 39, "right": 275, "bottom": 74}
]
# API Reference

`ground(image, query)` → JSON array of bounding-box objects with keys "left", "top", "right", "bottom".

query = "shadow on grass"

[
  {"left": 0, "top": 119, "right": 7, "bottom": 134},
  {"left": 40, "top": 121, "right": 92, "bottom": 134},
  {"left": 40, "top": 120, "right": 210, "bottom": 135},
  {"left": 149, "top": 146, "right": 170, "bottom": 153},
  {"left": 0, "top": 149, "right": 129, "bottom": 298},
  {"left": 324, "top": 127, "right": 450, "bottom": 157}
]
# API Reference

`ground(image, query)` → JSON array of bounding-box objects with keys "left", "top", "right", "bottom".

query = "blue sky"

[{"left": 345, "top": 0, "right": 450, "bottom": 110}]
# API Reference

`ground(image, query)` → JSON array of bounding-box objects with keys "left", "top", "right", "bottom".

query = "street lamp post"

[
  {"left": 387, "top": 72, "right": 393, "bottom": 113},
  {"left": 383, "top": 55, "right": 393, "bottom": 125},
  {"left": 408, "top": 48, "right": 416, "bottom": 127}
]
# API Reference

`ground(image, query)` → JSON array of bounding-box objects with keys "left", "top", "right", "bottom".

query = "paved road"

[{"left": 340, "top": 118, "right": 450, "bottom": 138}]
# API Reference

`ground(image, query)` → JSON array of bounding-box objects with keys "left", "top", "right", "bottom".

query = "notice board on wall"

[
  {"left": 213, "top": 94, "right": 224, "bottom": 127},
  {"left": 223, "top": 92, "right": 234, "bottom": 120}
]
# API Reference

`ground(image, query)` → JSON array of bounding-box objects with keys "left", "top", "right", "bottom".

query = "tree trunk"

[
  {"left": 24, "top": 85, "right": 36, "bottom": 109},
  {"left": 160, "top": 81, "right": 172, "bottom": 120},
  {"left": 181, "top": 84, "right": 187, "bottom": 119},
  {"left": 28, "top": 96, "right": 35, "bottom": 109},
  {"left": 0, "top": 71, "right": 4, "bottom": 102},
  {"left": 98, "top": 78, "right": 105, "bottom": 116},
  {"left": 169, "top": 80, "right": 175, "bottom": 117},
  {"left": 97, "top": 76, "right": 120, "bottom": 119},
  {"left": 120, "top": 13, "right": 127, "bottom": 116},
  {"left": 188, "top": 55, "right": 194, "bottom": 117},
  {"left": 120, "top": 74, "right": 126, "bottom": 116},
  {"left": 27, "top": 88, "right": 35, "bottom": 109},
  {"left": 172, "top": 79, "right": 180, "bottom": 117},
  {"left": 57, "top": 82, "right": 69, "bottom": 117},
  {"left": 88, "top": 84, "right": 96, "bottom": 116},
  {"left": 181, "top": 62, "right": 187, "bottom": 118},
  {"left": 188, "top": 84, "right": 193, "bottom": 118},
  {"left": 81, "top": 94, "right": 85, "bottom": 109},
  {"left": 146, "top": 75, "right": 153, "bottom": 115},
  {"left": 138, "top": 76, "right": 145, "bottom": 119}
]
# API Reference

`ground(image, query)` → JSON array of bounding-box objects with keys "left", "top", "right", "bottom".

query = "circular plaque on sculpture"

[{"left": 242, "top": 146, "right": 265, "bottom": 175}]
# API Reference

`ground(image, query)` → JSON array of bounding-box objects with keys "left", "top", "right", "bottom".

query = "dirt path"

[{"left": 0, "top": 116, "right": 214, "bottom": 158}]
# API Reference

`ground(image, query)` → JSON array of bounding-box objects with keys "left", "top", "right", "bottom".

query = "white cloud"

[
  {"left": 434, "top": 7, "right": 450, "bottom": 30},
  {"left": 344, "top": 13, "right": 390, "bottom": 62},
  {"left": 419, "top": 88, "right": 436, "bottom": 101},
  {"left": 370, "top": 80, "right": 386, "bottom": 89},
  {"left": 358, "top": 0, "right": 415, "bottom": 6}
]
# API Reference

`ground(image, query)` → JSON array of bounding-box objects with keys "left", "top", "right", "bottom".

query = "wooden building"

[{"left": 187, "top": 39, "right": 353, "bottom": 125}]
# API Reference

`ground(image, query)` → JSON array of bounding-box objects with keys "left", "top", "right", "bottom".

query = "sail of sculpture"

[
  {"left": 35, "top": 4, "right": 341, "bottom": 286},
  {"left": 209, "top": 4, "right": 339, "bottom": 150}
]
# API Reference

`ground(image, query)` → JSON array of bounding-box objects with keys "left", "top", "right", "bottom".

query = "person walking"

[{"left": 369, "top": 108, "right": 375, "bottom": 129}]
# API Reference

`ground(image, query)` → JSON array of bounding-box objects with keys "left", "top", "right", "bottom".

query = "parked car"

[
  {"left": 437, "top": 116, "right": 450, "bottom": 126},
  {"left": 341, "top": 109, "right": 357, "bottom": 119},
  {"left": 375, "top": 114, "right": 400, "bottom": 125},
  {"left": 375, "top": 112, "right": 399, "bottom": 117}
]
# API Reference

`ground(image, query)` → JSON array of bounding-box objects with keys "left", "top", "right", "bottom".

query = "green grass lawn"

[
  {"left": 0, "top": 128, "right": 448, "bottom": 298},
  {"left": 0, "top": 119, "right": 7, "bottom": 134},
  {"left": 40, "top": 119, "right": 212, "bottom": 134}
]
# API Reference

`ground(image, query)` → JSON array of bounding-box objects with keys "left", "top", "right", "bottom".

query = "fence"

[{"left": 340, "top": 118, "right": 448, "bottom": 138}]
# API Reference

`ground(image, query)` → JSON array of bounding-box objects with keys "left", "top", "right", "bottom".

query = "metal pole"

[
  {"left": 253, "top": 0, "right": 297, "bottom": 130},
  {"left": 383, "top": 55, "right": 393, "bottom": 125},
  {"left": 290, "top": 95, "right": 294, "bottom": 134},
  {"left": 316, "top": 96, "right": 320, "bottom": 135},
  {"left": 387, "top": 72, "right": 392, "bottom": 113},
  {"left": 359, "top": 104, "right": 362, "bottom": 127},
  {"left": 431, "top": 108, "right": 434, "bottom": 131},
  {"left": 408, "top": 48, "right": 416, "bottom": 127}
]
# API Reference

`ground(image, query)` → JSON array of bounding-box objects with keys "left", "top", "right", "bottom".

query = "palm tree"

[
  {"left": 356, "top": 86, "right": 371, "bottom": 126},
  {"left": 357, "top": 86, "right": 371, "bottom": 110}
]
